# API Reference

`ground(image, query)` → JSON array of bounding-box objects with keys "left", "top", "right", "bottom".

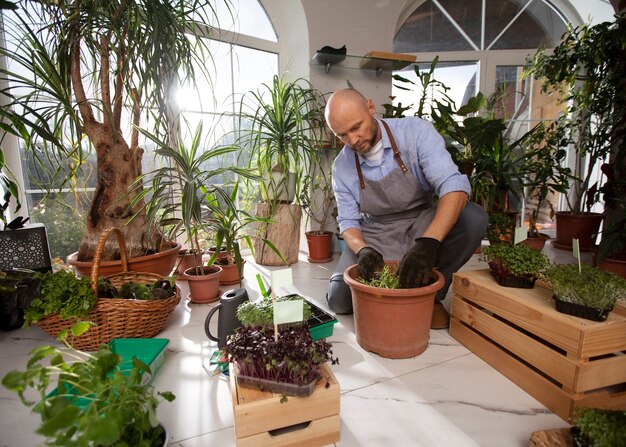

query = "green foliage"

[
  {"left": 518, "top": 121, "right": 572, "bottom": 235},
  {"left": 224, "top": 324, "right": 336, "bottom": 386},
  {"left": 480, "top": 243, "right": 550, "bottom": 280},
  {"left": 383, "top": 56, "right": 454, "bottom": 120},
  {"left": 541, "top": 264, "right": 626, "bottom": 309},
  {"left": 30, "top": 198, "right": 86, "bottom": 259},
  {"left": 573, "top": 408, "right": 626, "bottom": 447},
  {"left": 2, "top": 322, "right": 175, "bottom": 446},
  {"left": 359, "top": 265, "right": 400, "bottom": 289},
  {"left": 24, "top": 270, "right": 96, "bottom": 325},
  {"left": 235, "top": 74, "right": 326, "bottom": 210},
  {"left": 486, "top": 211, "right": 516, "bottom": 245},
  {"left": 524, "top": 14, "right": 626, "bottom": 214},
  {"left": 0, "top": 148, "right": 21, "bottom": 228},
  {"left": 236, "top": 295, "right": 313, "bottom": 327}
]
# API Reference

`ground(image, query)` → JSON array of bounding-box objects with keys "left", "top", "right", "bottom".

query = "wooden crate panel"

[
  {"left": 453, "top": 270, "right": 626, "bottom": 359},
  {"left": 236, "top": 415, "right": 340, "bottom": 447},
  {"left": 230, "top": 363, "right": 340, "bottom": 445},
  {"left": 450, "top": 270, "right": 626, "bottom": 421}
]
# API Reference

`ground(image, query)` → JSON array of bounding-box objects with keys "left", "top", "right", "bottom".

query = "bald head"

[{"left": 325, "top": 88, "right": 380, "bottom": 155}]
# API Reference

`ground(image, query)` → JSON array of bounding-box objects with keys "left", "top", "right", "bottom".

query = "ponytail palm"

[{"left": 0, "top": 0, "right": 228, "bottom": 260}]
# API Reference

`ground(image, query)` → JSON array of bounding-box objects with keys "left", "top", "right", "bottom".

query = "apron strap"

[
  {"left": 381, "top": 120, "right": 408, "bottom": 174},
  {"left": 353, "top": 119, "right": 409, "bottom": 190},
  {"left": 354, "top": 152, "right": 366, "bottom": 190}
]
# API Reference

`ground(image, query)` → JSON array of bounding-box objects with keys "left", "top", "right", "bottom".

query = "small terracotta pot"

[
  {"left": 520, "top": 233, "right": 550, "bottom": 252},
  {"left": 344, "top": 261, "right": 445, "bottom": 359},
  {"left": 183, "top": 265, "right": 222, "bottom": 304},
  {"left": 305, "top": 231, "right": 333, "bottom": 263},
  {"left": 216, "top": 258, "right": 246, "bottom": 285},
  {"left": 553, "top": 212, "right": 604, "bottom": 251},
  {"left": 175, "top": 249, "right": 203, "bottom": 278}
]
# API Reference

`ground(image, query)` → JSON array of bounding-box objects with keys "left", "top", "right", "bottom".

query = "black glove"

[
  {"left": 357, "top": 246, "right": 384, "bottom": 280},
  {"left": 397, "top": 237, "right": 441, "bottom": 288}
]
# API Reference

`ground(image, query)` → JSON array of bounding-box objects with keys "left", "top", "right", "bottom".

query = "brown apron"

[{"left": 353, "top": 120, "right": 436, "bottom": 261}]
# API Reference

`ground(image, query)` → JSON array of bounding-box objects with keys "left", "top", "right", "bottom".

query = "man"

[{"left": 325, "top": 88, "right": 488, "bottom": 329}]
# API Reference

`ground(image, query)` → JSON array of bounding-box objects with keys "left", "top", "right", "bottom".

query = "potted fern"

[
  {"left": 479, "top": 243, "right": 550, "bottom": 288},
  {"left": 2, "top": 322, "right": 175, "bottom": 446},
  {"left": 541, "top": 264, "right": 626, "bottom": 321}
]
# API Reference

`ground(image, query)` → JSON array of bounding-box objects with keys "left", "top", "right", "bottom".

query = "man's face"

[{"left": 327, "top": 99, "right": 380, "bottom": 155}]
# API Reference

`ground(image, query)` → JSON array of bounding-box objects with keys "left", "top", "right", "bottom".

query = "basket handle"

[{"left": 90, "top": 227, "right": 129, "bottom": 295}]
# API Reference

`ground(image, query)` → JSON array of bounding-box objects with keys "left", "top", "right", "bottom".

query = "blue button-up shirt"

[{"left": 332, "top": 117, "right": 471, "bottom": 234}]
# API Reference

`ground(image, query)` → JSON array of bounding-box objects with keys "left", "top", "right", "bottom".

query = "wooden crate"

[
  {"left": 229, "top": 363, "right": 340, "bottom": 447},
  {"left": 450, "top": 269, "right": 626, "bottom": 422}
]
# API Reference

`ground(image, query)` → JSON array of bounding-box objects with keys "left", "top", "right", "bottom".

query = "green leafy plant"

[
  {"left": 480, "top": 243, "right": 550, "bottom": 280},
  {"left": 235, "top": 74, "right": 326, "bottom": 211},
  {"left": 0, "top": 148, "right": 21, "bottom": 229},
  {"left": 131, "top": 124, "right": 260, "bottom": 275},
  {"left": 223, "top": 324, "right": 336, "bottom": 386},
  {"left": 236, "top": 295, "right": 313, "bottom": 327},
  {"left": 486, "top": 211, "right": 517, "bottom": 245},
  {"left": 0, "top": 1, "right": 228, "bottom": 261},
  {"left": 23, "top": 270, "right": 96, "bottom": 326},
  {"left": 541, "top": 264, "right": 626, "bottom": 309},
  {"left": 524, "top": 14, "right": 625, "bottom": 214},
  {"left": 2, "top": 322, "right": 175, "bottom": 446},
  {"left": 358, "top": 265, "right": 400, "bottom": 289},
  {"left": 518, "top": 121, "right": 572, "bottom": 237},
  {"left": 573, "top": 408, "right": 626, "bottom": 447},
  {"left": 97, "top": 277, "right": 176, "bottom": 301}
]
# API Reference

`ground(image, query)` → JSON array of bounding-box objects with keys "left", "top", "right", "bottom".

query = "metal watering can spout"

[{"left": 205, "top": 288, "right": 249, "bottom": 349}]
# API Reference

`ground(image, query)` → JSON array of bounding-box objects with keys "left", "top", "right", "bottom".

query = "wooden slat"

[
  {"left": 230, "top": 363, "right": 340, "bottom": 440},
  {"left": 451, "top": 296, "right": 578, "bottom": 389},
  {"left": 236, "top": 415, "right": 340, "bottom": 447},
  {"left": 576, "top": 354, "right": 626, "bottom": 392},
  {"left": 450, "top": 319, "right": 575, "bottom": 421}
]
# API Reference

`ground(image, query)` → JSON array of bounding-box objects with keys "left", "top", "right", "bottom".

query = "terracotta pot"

[
  {"left": 216, "top": 258, "right": 246, "bottom": 285},
  {"left": 183, "top": 265, "right": 222, "bottom": 304},
  {"left": 597, "top": 256, "right": 626, "bottom": 280},
  {"left": 175, "top": 249, "right": 203, "bottom": 278},
  {"left": 553, "top": 212, "right": 604, "bottom": 251},
  {"left": 207, "top": 246, "right": 229, "bottom": 262},
  {"left": 520, "top": 232, "right": 550, "bottom": 252},
  {"left": 343, "top": 261, "right": 445, "bottom": 359},
  {"left": 305, "top": 231, "right": 333, "bottom": 263},
  {"left": 67, "top": 241, "right": 181, "bottom": 277}
]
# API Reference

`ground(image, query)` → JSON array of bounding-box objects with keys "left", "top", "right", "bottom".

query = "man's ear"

[{"left": 367, "top": 99, "right": 376, "bottom": 115}]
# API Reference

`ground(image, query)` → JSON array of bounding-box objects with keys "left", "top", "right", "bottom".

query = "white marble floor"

[{"left": 0, "top": 241, "right": 586, "bottom": 447}]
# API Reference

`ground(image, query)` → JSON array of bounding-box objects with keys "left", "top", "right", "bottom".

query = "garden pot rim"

[
  {"left": 182, "top": 264, "right": 222, "bottom": 277},
  {"left": 343, "top": 261, "right": 445, "bottom": 297},
  {"left": 67, "top": 240, "right": 181, "bottom": 266},
  {"left": 305, "top": 230, "right": 334, "bottom": 236}
]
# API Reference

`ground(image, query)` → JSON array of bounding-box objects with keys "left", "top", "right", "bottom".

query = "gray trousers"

[{"left": 326, "top": 201, "right": 488, "bottom": 314}]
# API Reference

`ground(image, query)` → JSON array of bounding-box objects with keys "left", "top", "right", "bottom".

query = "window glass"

[
  {"left": 205, "top": 0, "right": 277, "bottom": 42},
  {"left": 391, "top": 61, "right": 479, "bottom": 117},
  {"left": 488, "top": 0, "right": 568, "bottom": 49},
  {"left": 394, "top": 0, "right": 567, "bottom": 52},
  {"left": 394, "top": 1, "right": 475, "bottom": 53}
]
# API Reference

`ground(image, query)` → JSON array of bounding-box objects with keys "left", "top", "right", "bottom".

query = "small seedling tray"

[{"left": 305, "top": 299, "right": 338, "bottom": 341}]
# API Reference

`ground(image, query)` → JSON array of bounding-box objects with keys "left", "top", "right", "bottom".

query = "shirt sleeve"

[{"left": 332, "top": 150, "right": 362, "bottom": 234}]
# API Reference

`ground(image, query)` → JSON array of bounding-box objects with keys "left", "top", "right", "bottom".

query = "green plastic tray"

[{"left": 109, "top": 338, "right": 170, "bottom": 385}]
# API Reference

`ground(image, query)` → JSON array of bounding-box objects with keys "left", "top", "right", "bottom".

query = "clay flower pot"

[
  {"left": 305, "top": 231, "right": 333, "bottom": 263},
  {"left": 183, "top": 265, "right": 222, "bottom": 304},
  {"left": 67, "top": 241, "right": 181, "bottom": 277},
  {"left": 343, "top": 261, "right": 445, "bottom": 359}
]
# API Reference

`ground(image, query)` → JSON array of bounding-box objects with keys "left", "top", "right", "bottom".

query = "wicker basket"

[{"left": 37, "top": 228, "right": 181, "bottom": 351}]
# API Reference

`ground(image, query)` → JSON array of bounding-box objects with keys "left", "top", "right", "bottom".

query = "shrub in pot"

[
  {"left": 572, "top": 407, "right": 626, "bottom": 447},
  {"left": 2, "top": 322, "right": 175, "bottom": 446},
  {"left": 479, "top": 243, "right": 550, "bottom": 288},
  {"left": 223, "top": 324, "right": 337, "bottom": 397},
  {"left": 541, "top": 264, "right": 626, "bottom": 321}
]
